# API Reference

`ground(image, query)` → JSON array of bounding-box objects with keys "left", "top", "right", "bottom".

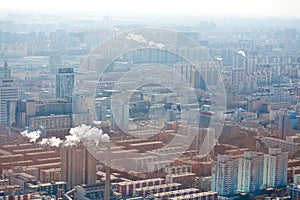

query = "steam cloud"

[
  {"left": 215, "top": 56, "right": 223, "bottom": 61},
  {"left": 126, "top": 33, "right": 165, "bottom": 48},
  {"left": 20, "top": 130, "right": 41, "bottom": 143},
  {"left": 126, "top": 33, "right": 147, "bottom": 44},
  {"left": 40, "top": 137, "right": 62, "bottom": 147},
  {"left": 20, "top": 124, "right": 109, "bottom": 147},
  {"left": 237, "top": 50, "right": 246, "bottom": 57}
]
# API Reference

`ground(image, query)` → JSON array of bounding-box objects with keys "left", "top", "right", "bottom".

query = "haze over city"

[
  {"left": 2, "top": 0, "right": 300, "bottom": 17},
  {"left": 1, "top": 1, "right": 300, "bottom": 200}
]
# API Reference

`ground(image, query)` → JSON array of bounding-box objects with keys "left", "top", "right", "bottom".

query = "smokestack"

[{"left": 105, "top": 142, "right": 111, "bottom": 200}]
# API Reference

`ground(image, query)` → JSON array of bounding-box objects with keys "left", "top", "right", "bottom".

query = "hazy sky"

[{"left": 2, "top": 0, "right": 300, "bottom": 17}]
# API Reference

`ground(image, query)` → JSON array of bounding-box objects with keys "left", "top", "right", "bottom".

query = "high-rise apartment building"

[
  {"left": 211, "top": 154, "right": 239, "bottom": 196},
  {"left": 0, "top": 62, "right": 18, "bottom": 126},
  {"left": 56, "top": 68, "right": 74, "bottom": 100},
  {"left": 270, "top": 85, "right": 293, "bottom": 103},
  {"left": 7, "top": 99, "right": 72, "bottom": 136},
  {"left": 233, "top": 52, "right": 247, "bottom": 70},
  {"left": 237, "top": 151, "right": 264, "bottom": 193},
  {"left": 60, "top": 143, "right": 97, "bottom": 189},
  {"left": 278, "top": 112, "right": 298, "bottom": 139},
  {"left": 231, "top": 68, "right": 246, "bottom": 93},
  {"left": 212, "top": 148, "right": 288, "bottom": 196},
  {"left": 263, "top": 147, "right": 288, "bottom": 188}
]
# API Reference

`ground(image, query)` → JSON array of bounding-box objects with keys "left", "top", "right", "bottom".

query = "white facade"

[
  {"left": 262, "top": 148, "right": 288, "bottom": 188},
  {"left": 211, "top": 155, "right": 239, "bottom": 196},
  {"left": 237, "top": 151, "right": 264, "bottom": 193},
  {"left": 212, "top": 148, "right": 288, "bottom": 196}
]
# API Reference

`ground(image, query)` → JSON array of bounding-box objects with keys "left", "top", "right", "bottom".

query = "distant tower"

[
  {"left": 233, "top": 51, "right": 247, "bottom": 69},
  {"left": 49, "top": 54, "right": 62, "bottom": 74},
  {"left": 56, "top": 68, "right": 74, "bottom": 101},
  {"left": 231, "top": 68, "right": 246, "bottom": 93},
  {"left": 111, "top": 101, "right": 129, "bottom": 133},
  {"left": 278, "top": 112, "right": 297, "bottom": 139},
  {"left": 3, "top": 61, "right": 11, "bottom": 78},
  {"left": 0, "top": 62, "right": 18, "bottom": 126},
  {"left": 60, "top": 143, "right": 97, "bottom": 189},
  {"left": 205, "top": 128, "right": 216, "bottom": 158}
]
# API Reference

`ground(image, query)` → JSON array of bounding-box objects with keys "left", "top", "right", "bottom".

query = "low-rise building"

[
  {"left": 286, "top": 184, "right": 300, "bottom": 199},
  {"left": 26, "top": 181, "right": 67, "bottom": 196}
]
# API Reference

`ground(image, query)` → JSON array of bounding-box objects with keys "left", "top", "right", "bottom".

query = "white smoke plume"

[
  {"left": 126, "top": 33, "right": 147, "bottom": 44},
  {"left": 20, "top": 124, "right": 109, "bottom": 147},
  {"left": 215, "top": 56, "right": 223, "bottom": 61},
  {"left": 155, "top": 43, "right": 165, "bottom": 49},
  {"left": 126, "top": 33, "right": 165, "bottom": 49},
  {"left": 64, "top": 134, "right": 81, "bottom": 147},
  {"left": 102, "top": 133, "right": 110, "bottom": 143},
  {"left": 20, "top": 130, "right": 41, "bottom": 143},
  {"left": 64, "top": 124, "right": 91, "bottom": 146},
  {"left": 237, "top": 50, "right": 246, "bottom": 57},
  {"left": 41, "top": 137, "right": 62, "bottom": 147},
  {"left": 65, "top": 124, "right": 109, "bottom": 146},
  {"left": 148, "top": 40, "right": 165, "bottom": 49}
]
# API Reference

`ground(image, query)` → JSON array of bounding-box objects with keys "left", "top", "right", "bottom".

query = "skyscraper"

[
  {"left": 0, "top": 61, "right": 18, "bottom": 126},
  {"left": 56, "top": 68, "right": 74, "bottom": 100},
  {"left": 263, "top": 148, "right": 288, "bottom": 188},
  {"left": 60, "top": 143, "right": 97, "bottom": 189}
]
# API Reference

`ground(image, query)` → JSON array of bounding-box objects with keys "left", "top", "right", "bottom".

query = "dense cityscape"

[{"left": 1, "top": 1, "right": 300, "bottom": 200}]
